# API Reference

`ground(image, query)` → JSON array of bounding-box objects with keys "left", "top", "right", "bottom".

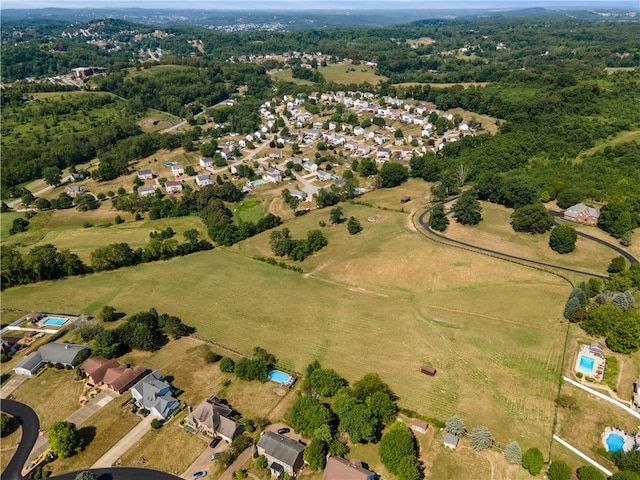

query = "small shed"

[
  {"left": 401, "top": 196, "right": 411, "bottom": 204},
  {"left": 411, "top": 419, "right": 429, "bottom": 434},
  {"left": 421, "top": 365, "right": 437, "bottom": 376},
  {"left": 444, "top": 433, "right": 459, "bottom": 450}
]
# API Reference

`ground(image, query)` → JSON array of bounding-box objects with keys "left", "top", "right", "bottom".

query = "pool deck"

[
  {"left": 602, "top": 427, "right": 639, "bottom": 453},
  {"left": 573, "top": 344, "right": 606, "bottom": 381}
]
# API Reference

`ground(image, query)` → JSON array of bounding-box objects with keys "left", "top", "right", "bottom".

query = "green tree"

[
  {"left": 577, "top": 465, "right": 605, "bottom": 480},
  {"left": 255, "top": 456, "right": 268, "bottom": 469},
  {"left": 306, "top": 230, "right": 328, "bottom": 252},
  {"left": 151, "top": 418, "right": 163, "bottom": 429},
  {"left": 585, "top": 278, "right": 602, "bottom": 298},
  {"left": 510, "top": 203, "right": 553, "bottom": 234},
  {"left": 270, "top": 228, "right": 293, "bottom": 257},
  {"left": 504, "top": 441, "right": 522, "bottom": 465},
  {"left": 379, "top": 162, "right": 409, "bottom": 188},
  {"left": 610, "top": 472, "right": 640, "bottom": 480},
  {"left": 452, "top": 190, "right": 482, "bottom": 226},
  {"left": 522, "top": 447, "right": 544, "bottom": 475},
  {"left": 36, "top": 198, "right": 51, "bottom": 210},
  {"left": 99, "top": 305, "right": 117, "bottom": 322},
  {"left": 1, "top": 413, "right": 12, "bottom": 437},
  {"left": 469, "top": 426, "right": 494, "bottom": 451},
  {"left": 582, "top": 304, "right": 622, "bottom": 336},
  {"left": 556, "top": 189, "right": 583, "bottom": 209},
  {"left": 306, "top": 368, "right": 348, "bottom": 396},
  {"left": 290, "top": 396, "right": 334, "bottom": 437},
  {"left": 608, "top": 256, "right": 626, "bottom": 273},
  {"left": 429, "top": 205, "right": 449, "bottom": 232},
  {"left": 444, "top": 416, "right": 467, "bottom": 437},
  {"left": 330, "top": 207, "right": 345, "bottom": 224},
  {"left": 43, "top": 166, "right": 63, "bottom": 187},
  {"left": 366, "top": 390, "right": 397, "bottom": 424},
  {"left": 378, "top": 422, "right": 418, "bottom": 475},
  {"left": 10, "top": 218, "right": 30, "bottom": 235},
  {"left": 75, "top": 472, "right": 97, "bottom": 480},
  {"left": 549, "top": 225, "right": 578, "bottom": 254},
  {"left": 548, "top": 460, "right": 572, "bottom": 480},
  {"left": 397, "top": 455, "right": 422, "bottom": 480},
  {"left": 75, "top": 193, "right": 100, "bottom": 211},
  {"left": 220, "top": 357, "right": 235, "bottom": 373},
  {"left": 620, "top": 231, "right": 633, "bottom": 247},
  {"left": 359, "top": 158, "right": 378, "bottom": 177},
  {"left": 352, "top": 373, "right": 394, "bottom": 401},
  {"left": 304, "top": 439, "right": 328, "bottom": 470},
  {"left": 92, "top": 330, "right": 121, "bottom": 359},
  {"left": 606, "top": 315, "right": 640, "bottom": 353},
  {"left": 48, "top": 421, "right": 84, "bottom": 458},
  {"left": 347, "top": 217, "right": 363, "bottom": 235}
]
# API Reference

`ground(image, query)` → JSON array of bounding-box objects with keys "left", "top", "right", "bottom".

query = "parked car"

[
  {"left": 193, "top": 472, "right": 207, "bottom": 479},
  {"left": 277, "top": 427, "right": 290, "bottom": 435},
  {"left": 209, "top": 437, "right": 221, "bottom": 448}
]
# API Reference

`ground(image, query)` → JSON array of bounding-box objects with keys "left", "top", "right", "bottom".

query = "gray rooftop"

[
  {"left": 257, "top": 431, "right": 305, "bottom": 467},
  {"left": 444, "top": 432, "right": 459, "bottom": 447}
]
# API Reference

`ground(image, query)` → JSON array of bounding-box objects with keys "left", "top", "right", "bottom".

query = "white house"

[
  {"left": 165, "top": 180, "right": 183, "bottom": 193},
  {"left": 199, "top": 157, "right": 214, "bottom": 168},
  {"left": 196, "top": 174, "right": 213, "bottom": 187},
  {"left": 171, "top": 165, "right": 185, "bottom": 176},
  {"left": 138, "top": 186, "right": 156, "bottom": 197},
  {"left": 130, "top": 370, "right": 179, "bottom": 419},
  {"left": 263, "top": 167, "right": 282, "bottom": 183},
  {"left": 137, "top": 169, "right": 153, "bottom": 180}
]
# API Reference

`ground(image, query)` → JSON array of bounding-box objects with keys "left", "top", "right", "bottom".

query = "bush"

[
  {"left": 151, "top": 419, "right": 163, "bottom": 429},
  {"left": 255, "top": 455, "right": 268, "bottom": 469},
  {"left": 549, "top": 225, "right": 578, "bottom": 254},
  {"left": 220, "top": 357, "right": 235, "bottom": 373},
  {"left": 469, "top": 426, "right": 494, "bottom": 451},
  {"left": 548, "top": 460, "right": 572, "bottom": 480},
  {"left": 522, "top": 447, "right": 544, "bottom": 475},
  {"left": 504, "top": 441, "right": 522, "bottom": 464},
  {"left": 347, "top": 217, "right": 363, "bottom": 235}
]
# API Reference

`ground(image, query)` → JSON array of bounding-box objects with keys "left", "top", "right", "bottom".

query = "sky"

[{"left": 2, "top": 0, "right": 637, "bottom": 10}]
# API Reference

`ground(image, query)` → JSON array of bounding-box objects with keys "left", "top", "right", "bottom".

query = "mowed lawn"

[
  {"left": 318, "top": 64, "right": 388, "bottom": 85},
  {"left": 2, "top": 190, "right": 570, "bottom": 454}
]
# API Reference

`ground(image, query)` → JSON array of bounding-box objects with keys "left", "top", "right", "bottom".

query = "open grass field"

[
  {"left": 138, "top": 110, "right": 181, "bottom": 133},
  {"left": 47, "top": 393, "right": 141, "bottom": 476},
  {"left": 575, "top": 128, "right": 640, "bottom": 163},
  {"left": 406, "top": 37, "right": 436, "bottom": 46},
  {"left": 2, "top": 181, "right": 571, "bottom": 458},
  {"left": 10, "top": 368, "right": 84, "bottom": 431},
  {"left": 318, "top": 64, "right": 388, "bottom": 85},
  {"left": 444, "top": 107, "right": 501, "bottom": 134},
  {"left": 126, "top": 64, "right": 193, "bottom": 78},
  {"left": 117, "top": 418, "right": 207, "bottom": 475},
  {"left": 605, "top": 67, "right": 637, "bottom": 74},
  {"left": 233, "top": 198, "right": 267, "bottom": 224},
  {"left": 440, "top": 201, "right": 615, "bottom": 276},
  {"left": 269, "top": 70, "right": 315, "bottom": 86}
]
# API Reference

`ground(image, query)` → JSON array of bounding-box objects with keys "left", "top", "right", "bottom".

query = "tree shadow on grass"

[
  {"left": 78, "top": 425, "right": 97, "bottom": 450},
  {"left": 1, "top": 414, "right": 21, "bottom": 437}
]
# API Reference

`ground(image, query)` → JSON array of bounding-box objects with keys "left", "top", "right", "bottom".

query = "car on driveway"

[
  {"left": 277, "top": 427, "right": 290, "bottom": 435},
  {"left": 193, "top": 471, "right": 207, "bottom": 479},
  {"left": 209, "top": 437, "right": 221, "bottom": 448}
]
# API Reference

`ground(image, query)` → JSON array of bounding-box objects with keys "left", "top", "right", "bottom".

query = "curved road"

[
  {"left": 417, "top": 200, "right": 638, "bottom": 280},
  {"left": 1, "top": 400, "right": 181, "bottom": 480}
]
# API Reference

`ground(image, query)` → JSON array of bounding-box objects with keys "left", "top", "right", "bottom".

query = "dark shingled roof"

[{"left": 257, "top": 431, "right": 305, "bottom": 468}]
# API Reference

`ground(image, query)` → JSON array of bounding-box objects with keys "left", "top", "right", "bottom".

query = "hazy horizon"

[{"left": 2, "top": 0, "right": 638, "bottom": 10}]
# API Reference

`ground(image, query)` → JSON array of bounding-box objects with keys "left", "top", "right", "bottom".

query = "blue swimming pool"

[
  {"left": 579, "top": 355, "right": 595, "bottom": 374},
  {"left": 42, "top": 317, "right": 68, "bottom": 327},
  {"left": 606, "top": 433, "right": 625, "bottom": 453},
  {"left": 250, "top": 180, "right": 264, "bottom": 187},
  {"left": 268, "top": 370, "right": 293, "bottom": 386}
]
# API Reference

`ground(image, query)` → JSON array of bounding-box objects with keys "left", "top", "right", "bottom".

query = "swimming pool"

[
  {"left": 42, "top": 317, "right": 68, "bottom": 327},
  {"left": 606, "top": 433, "right": 625, "bottom": 453},
  {"left": 578, "top": 355, "right": 595, "bottom": 374},
  {"left": 250, "top": 180, "right": 264, "bottom": 187},
  {"left": 268, "top": 370, "right": 294, "bottom": 386}
]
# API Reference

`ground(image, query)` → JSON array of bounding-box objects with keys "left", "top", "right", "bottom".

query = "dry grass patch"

[
  {"left": 319, "top": 64, "right": 388, "bottom": 85},
  {"left": 0, "top": 417, "right": 22, "bottom": 472},
  {"left": 442, "top": 201, "right": 613, "bottom": 275},
  {"left": 445, "top": 107, "right": 501, "bottom": 134},
  {"left": 117, "top": 419, "right": 207, "bottom": 474},
  {"left": 11, "top": 368, "right": 84, "bottom": 430},
  {"left": 555, "top": 382, "right": 637, "bottom": 471},
  {"left": 47, "top": 393, "right": 141, "bottom": 476},
  {"left": 270, "top": 70, "right": 315, "bottom": 86}
]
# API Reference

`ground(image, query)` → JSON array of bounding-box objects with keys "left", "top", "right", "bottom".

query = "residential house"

[
  {"left": 171, "top": 165, "right": 185, "bottom": 176},
  {"left": 14, "top": 343, "right": 89, "bottom": 376},
  {"left": 220, "top": 149, "right": 233, "bottom": 161},
  {"left": 290, "top": 190, "right": 308, "bottom": 202},
  {"left": 165, "top": 180, "right": 183, "bottom": 193},
  {"left": 138, "top": 186, "right": 156, "bottom": 197},
  {"left": 196, "top": 175, "right": 213, "bottom": 187},
  {"left": 256, "top": 431, "right": 305, "bottom": 477},
  {"left": 65, "top": 185, "right": 84, "bottom": 198},
  {"left": 353, "top": 126, "right": 365, "bottom": 136},
  {"left": 199, "top": 157, "right": 214, "bottom": 168},
  {"left": 411, "top": 419, "right": 429, "bottom": 434},
  {"left": 444, "top": 433, "right": 460, "bottom": 449},
  {"left": 130, "top": 370, "right": 179, "bottom": 419},
  {"left": 376, "top": 148, "right": 391, "bottom": 163},
  {"left": 633, "top": 378, "right": 640, "bottom": 411},
  {"left": 334, "top": 178, "right": 348, "bottom": 188},
  {"left": 344, "top": 140, "right": 359, "bottom": 151},
  {"left": 82, "top": 357, "right": 146, "bottom": 394},
  {"left": 137, "top": 169, "right": 154, "bottom": 180},
  {"left": 322, "top": 456, "right": 377, "bottom": 480},
  {"left": 356, "top": 144, "right": 371, "bottom": 156},
  {"left": 303, "top": 162, "right": 318, "bottom": 173},
  {"left": 263, "top": 167, "right": 283, "bottom": 183},
  {"left": 564, "top": 203, "right": 600, "bottom": 225},
  {"left": 317, "top": 171, "right": 332, "bottom": 181},
  {"left": 401, "top": 148, "right": 414, "bottom": 160},
  {"left": 185, "top": 396, "right": 244, "bottom": 442},
  {"left": 413, "top": 116, "right": 426, "bottom": 126}
]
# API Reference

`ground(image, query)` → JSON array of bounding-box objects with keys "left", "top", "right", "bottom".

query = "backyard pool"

[
  {"left": 42, "top": 317, "right": 68, "bottom": 327},
  {"left": 250, "top": 180, "right": 264, "bottom": 187},
  {"left": 268, "top": 370, "right": 295, "bottom": 387},
  {"left": 578, "top": 355, "right": 595, "bottom": 374},
  {"left": 606, "top": 433, "right": 625, "bottom": 453}
]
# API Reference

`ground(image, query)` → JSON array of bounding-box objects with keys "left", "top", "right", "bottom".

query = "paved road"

[
  {"left": 52, "top": 467, "right": 182, "bottom": 480},
  {"left": 91, "top": 415, "right": 153, "bottom": 468},
  {"left": 1, "top": 400, "right": 40, "bottom": 480},
  {"left": 417, "top": 200, "right": 612, "bottom": 280}
]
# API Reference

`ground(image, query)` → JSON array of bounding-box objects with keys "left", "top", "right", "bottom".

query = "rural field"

[
  {"left": 270, "top": 63, "right": 387, "bottom": 86},
  {"left": 2, "top": 180, "right": 572, "bottom": 460}
]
